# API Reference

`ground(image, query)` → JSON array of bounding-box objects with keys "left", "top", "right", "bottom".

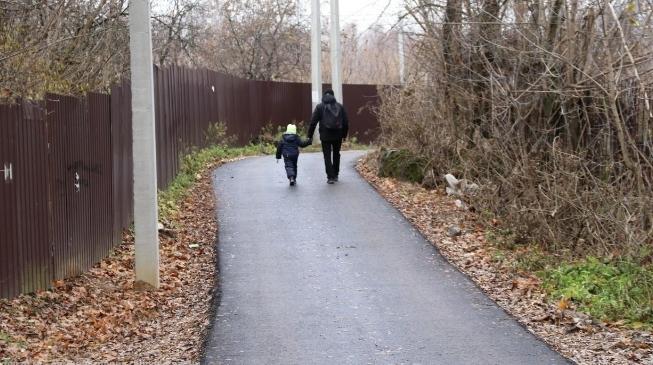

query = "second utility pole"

[
  {"left": 310, "top": 0, "right": 322, "bottom": 143},
  {"left": 330, "top": 0, "right": 342, "bottom": 104}
]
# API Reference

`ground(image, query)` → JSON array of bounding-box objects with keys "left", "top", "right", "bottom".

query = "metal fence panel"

[
  {"left": 88, "top": 93, "right": 114, "bottom": 262},
  {"left": 0, "top": 104, "right": 19, "bottom": 298},
  {"left": 0, "top": 67, "right": 382, "bottom": 298},
  {"left": 111, "top": 80, "right": 133, "bottom": 247},
  {"left": 15, "top": 101, "right": 50, "bottom": 293},
  {"left": 343, "top": 84, "right": 381, "bottom": 141}
]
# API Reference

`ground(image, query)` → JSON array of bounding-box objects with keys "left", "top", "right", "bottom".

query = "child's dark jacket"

[{"left": 276, "top": 134, "right": 310, "bottom": 159}]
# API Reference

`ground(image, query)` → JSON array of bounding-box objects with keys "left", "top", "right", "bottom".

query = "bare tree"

[
  {"left": 198, "top": 0, "right": 310, "bottom": 81},
  {"left": 0, "top": 0, "right": 213, "bottom": 97},
  {"left": 0, "top": 0, "right": 130, "bottom": 97},
  {"left": 378, "top": 0, "right": 653, "bottom": 255},
  {"left": 336, "top": 24, "right": 402, "bottom": 85},
  {"left": 151, "top": 0, "right": 208, "bottom": 67}
]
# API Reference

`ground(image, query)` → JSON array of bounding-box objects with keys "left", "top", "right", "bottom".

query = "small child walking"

[{"left": 276, "top": 124, "right": 311, "bottom": 186}]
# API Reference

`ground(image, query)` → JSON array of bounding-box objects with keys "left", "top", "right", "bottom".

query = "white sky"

[
  {"left": 301, "top": 0, "right": 405, "bottom": 32},
  {"left": 154, "top": 0, "right": 406, "bottom": 32}
]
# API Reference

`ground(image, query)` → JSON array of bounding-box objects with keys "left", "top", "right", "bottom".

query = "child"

[{"left": 276, "top": 124, "right": 311, "bottom": 185}]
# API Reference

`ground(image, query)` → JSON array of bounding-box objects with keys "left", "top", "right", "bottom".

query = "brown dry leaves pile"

[
  {"left": 357, "top": 155, "right": 653, "bottom": 365},
  {"left": 0, "top": 161, "right": 223, "bottom": 363}
]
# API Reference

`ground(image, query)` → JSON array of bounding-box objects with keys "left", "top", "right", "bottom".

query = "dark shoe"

[
  {"left": 327, "top": 179, "right": 335, "bottom": 184},
  {"left": 289, "top": 177, "right": 296, "bottom": 186},
  {"left": 334, "top": 176, "right": 339, "bottom": 182}
]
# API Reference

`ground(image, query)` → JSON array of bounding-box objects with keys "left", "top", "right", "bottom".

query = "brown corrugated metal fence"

[{"left": 0, "top": 66, "right": 381, "bottom": 298}]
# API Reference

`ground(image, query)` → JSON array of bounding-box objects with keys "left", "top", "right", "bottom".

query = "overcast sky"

[
  {"left": 300, "top": 0, "right": 405, "bottom": 32},
  {"left": 155, "top": 0, "right": 405, "bottom": 32}
]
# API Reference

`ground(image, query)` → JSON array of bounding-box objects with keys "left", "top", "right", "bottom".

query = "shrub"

[
  {"left": 377, "top": 148, "right": 427, "bottom": 183},
  {"left": 205, "top": 122, "right": 237, "bottom": 146},
  {"left": 376, "top": 1, "right": 653, "bottom": 256}
]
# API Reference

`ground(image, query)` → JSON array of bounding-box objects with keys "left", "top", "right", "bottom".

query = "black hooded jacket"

[
  {"left": 276, "top": 133, "right": 310, "bottom": 159},
  {"left": 308, "top": 93, "right": 349, "bottom": 142}
]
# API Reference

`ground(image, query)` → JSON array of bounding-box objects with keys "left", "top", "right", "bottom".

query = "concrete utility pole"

[
  {"left": 398, "top": 22, "right": 405, "bottom": 85},
  {"left": 329, "top": 0, "right": 342, "bottom": 103},
  {"left": 129, "top": 0, "right": 159, "bottom": 289},
  {"left": 310, "top": 0, "right": 322, "bottom": 142}
]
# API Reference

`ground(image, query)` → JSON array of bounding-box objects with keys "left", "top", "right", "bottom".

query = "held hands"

[{"left": 307, "top": 138, "right": 313, "bottom": 145}]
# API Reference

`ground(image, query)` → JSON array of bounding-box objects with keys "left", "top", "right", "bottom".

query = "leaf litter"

[
  {"left": 0, "top": 160, "right": 226, "bottom": 363},
  {"left": 357, "top": 155, "right": 653, "bottom": 365}
]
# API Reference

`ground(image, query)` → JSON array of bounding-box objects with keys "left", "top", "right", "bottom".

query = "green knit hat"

[{"left": 285, "top": 124, "right": 297, "bottom": 135}]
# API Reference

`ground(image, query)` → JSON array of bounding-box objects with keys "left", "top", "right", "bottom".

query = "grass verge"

[
  {"left": 541, "top": 257, "right": 653, "bottom": 329},
  {"left": 486, "top": 225, "right": 653, "bottom": 330}
]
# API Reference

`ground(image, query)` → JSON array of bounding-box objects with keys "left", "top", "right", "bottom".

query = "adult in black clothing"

[{"left": 307, "top": 89, "right": 349, "bottom": 184}]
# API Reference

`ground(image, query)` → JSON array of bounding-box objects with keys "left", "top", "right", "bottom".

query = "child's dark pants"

[{"left": 284, "top": 155, "right": 299, "bottom": 178}]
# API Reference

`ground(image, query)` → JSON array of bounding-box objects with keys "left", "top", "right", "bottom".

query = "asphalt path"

[{"left": 203, "top": 151, "right": 570, "bottom": 365}]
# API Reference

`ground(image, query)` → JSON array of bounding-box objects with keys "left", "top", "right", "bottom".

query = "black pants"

[
  {"left": 283, "top": 154, "right": 299, "bottom": 178},
  {"left": 321, "top": 140, "right": 342, "bottom": 179}
]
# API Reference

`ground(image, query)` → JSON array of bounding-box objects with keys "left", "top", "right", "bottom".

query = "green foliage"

[
  {"left": 342, "top": 136, "right": 369, "bottom": 151},
  {"left": 488, "top": 240, "right": 556, "bottom": 273},
  {"left": 513, "top": 247, "right": 556, "bottom": 272},
  {"left": 205, "top": 121, "right": 237, "bottom": 146},
  {"left": 377, "top": 148, "right": 427, "bottom": 183},
  {"left": 251, "top": 121, "right": 369, "bottom": 154},
  {"left": 252, "top": 121, "right": 307, "bottom": 145},
  {"left": 485, "top": 228, "right": 530, "bottom": 250},
  {"left": 486, "top": 229, "right": 514, "bottom": 248},
  {"left": 491, "top": 250, "right": 507, "bottom": 264},
  {"left": 0, "top": 330, "right": 25, "bottom": 352},
  {"left": 542, "top": 257, "right": 653, "bottom": 328}
]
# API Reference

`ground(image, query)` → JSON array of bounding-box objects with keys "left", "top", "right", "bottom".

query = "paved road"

[{"left": 203, "top": 151, "right": 569, "bottom": 365}]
